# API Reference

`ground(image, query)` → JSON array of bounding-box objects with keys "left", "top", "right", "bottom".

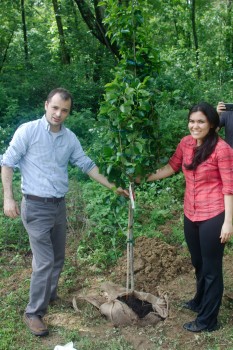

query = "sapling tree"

[{"left": 97, "top": 0, "right": 160, "bottom": 291}]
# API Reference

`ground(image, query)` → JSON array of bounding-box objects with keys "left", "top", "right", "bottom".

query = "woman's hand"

[{"left": 220, "top": 221, "right": 233, "bottom": 243}]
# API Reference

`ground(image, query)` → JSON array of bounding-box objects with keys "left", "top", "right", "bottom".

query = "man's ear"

[{"left": 45, "top": 101, "right": 48, "bottom": 110}]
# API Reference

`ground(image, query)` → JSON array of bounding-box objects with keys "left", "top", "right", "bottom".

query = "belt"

[{"left": 24, "top": 194, "right": 65, "bottom": 203}]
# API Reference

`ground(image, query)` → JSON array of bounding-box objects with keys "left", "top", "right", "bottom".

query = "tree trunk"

[
  {"left": 73, "top": 0, "right": 120, "bottom": 60},
  {"left": 226, "top": 0, "right": 233, "bottom": 66},
  {"left": 190, "top": 0, "right": 201, "bottom": 78},
  {"left": 0, "top": 31, "right": 14, "bottom": 74},
  {"left": 70, "top": 0, "right": 80, "bottom": 34},
  {"left": 52, "top": 0, "right": 71, "bottom": 64},
  {"left": 126, "top": 183, "right": 135, "bottom": 293},
  {"left": 21, "top": 0, "right": 29, "bottom": 62}
]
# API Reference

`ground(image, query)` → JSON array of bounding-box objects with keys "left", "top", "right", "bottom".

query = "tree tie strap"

[{"left": 127, "top": 238, "right": 134, "bottom": 245}]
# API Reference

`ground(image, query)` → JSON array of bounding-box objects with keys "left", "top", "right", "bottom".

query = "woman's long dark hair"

[{"left": 184, "top": 102, "right": 219, "bottom": 170}]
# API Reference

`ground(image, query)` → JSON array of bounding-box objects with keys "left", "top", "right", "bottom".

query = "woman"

[{"left": 143, "top": 102, "right": 233, "bottom": 332}]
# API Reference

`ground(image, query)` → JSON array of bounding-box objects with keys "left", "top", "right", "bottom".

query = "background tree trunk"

[
  {"left": 226, "top": 0, "right": 233, "bottom": 67},
  {"left": 52, "top": 0, "right": 71, "bottom": 64},
  {"left": 0, "top": 31, "right": 14, "bottom": 73},
  {"left": 21, "top": 0, "right": 29, "bottom": 62},
  {"left": 73, "top": 0, "right": 120, "bottom": 59},
  {"left": 190, "top": 0, "right": 201, "bottom": 78}
]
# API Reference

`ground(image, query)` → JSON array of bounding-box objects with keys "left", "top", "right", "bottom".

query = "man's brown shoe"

[{"left": 23, "top": 313, "right": 49, "bottom": 336}]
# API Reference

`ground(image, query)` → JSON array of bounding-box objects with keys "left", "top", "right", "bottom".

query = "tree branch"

[{"left": 73, "top": 0, "right": 120, "bottom": 59}]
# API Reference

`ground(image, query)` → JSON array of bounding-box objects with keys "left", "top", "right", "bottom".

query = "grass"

[{"left": 0, "top": 253, "right": 134, "bottom": 350}]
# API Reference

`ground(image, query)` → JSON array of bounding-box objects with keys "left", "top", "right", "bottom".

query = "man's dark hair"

[
  {"left": 184, "top": 102, "right": 219, "bottom": 170},
  {"left": 46, "top": 88, "right": 73, "bottom": 111}
]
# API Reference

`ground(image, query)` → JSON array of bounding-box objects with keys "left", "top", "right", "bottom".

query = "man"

[
  {"left": 217, "top": 101, "right": 233, "bottom": 148},
  {"left": 1, "top": 88, "right": 128, "bottom": 337}
]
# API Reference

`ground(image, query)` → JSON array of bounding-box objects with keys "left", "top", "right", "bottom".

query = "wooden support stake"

[{"left": 126, "top": 183, "right": 135, "bottom": 293}]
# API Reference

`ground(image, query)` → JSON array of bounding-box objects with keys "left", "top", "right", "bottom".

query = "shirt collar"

[
  {"left": 41, "top": 115, "right": 66, "bottom": 134},
  {"left": 186, "top": 135, "right": 197, "bottom": 146}
]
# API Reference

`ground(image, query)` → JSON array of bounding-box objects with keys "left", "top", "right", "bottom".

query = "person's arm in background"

[
  {"left": 1, "top": 166, "right": 20, "bottom": 218},
  {"left": 220, "top": 194, "right": 233, "bottom": 243},
  {"left": 217, "top": 101, "right": 226, "bottom": 115},
  {"left": 216, "top": 101, "right": 226, "bottom": 132},
  {"left": 87, "top": 165, "right": 129, "bottom": 197}
]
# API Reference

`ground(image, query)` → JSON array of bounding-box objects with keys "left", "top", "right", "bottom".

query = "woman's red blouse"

[{"left": 169, "top": 135, "right": 233, "bottom": 221}]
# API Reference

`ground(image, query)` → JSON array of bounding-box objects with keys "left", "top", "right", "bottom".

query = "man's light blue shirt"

[{"left": 2, "top": 115, "right": 96, "bottom": 197}]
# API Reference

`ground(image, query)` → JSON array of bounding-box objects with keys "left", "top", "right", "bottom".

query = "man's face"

[{"left": 45, "top": 93, "right": 71, "bottom": 132}]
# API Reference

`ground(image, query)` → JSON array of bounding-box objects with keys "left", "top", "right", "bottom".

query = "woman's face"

[{"left": 188, "top": 111, "right": 212, "bottom": 145}]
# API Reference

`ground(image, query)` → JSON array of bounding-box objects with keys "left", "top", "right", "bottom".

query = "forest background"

[{"left": 0, "top": 1, "right": 233, "bottom": 349}]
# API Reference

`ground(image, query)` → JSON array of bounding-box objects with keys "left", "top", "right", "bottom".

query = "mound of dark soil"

[{"left": 111, "top": 236, "right": 191, "bottom": 293}]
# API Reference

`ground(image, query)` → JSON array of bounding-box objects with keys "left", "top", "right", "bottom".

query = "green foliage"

[
  {"left": 75, "top": 172, "right": 185, "bottom": 268},
  {"left": 98, "top": 72, "right": 159, "bottom": 185},
  {"left": 64, "top": 108, "right": 97, "bottom": 148},
  {"left": 0, "top": 124, "right": 15, "bottom": 154},
  {"left": 98, "top": 0, "right": 161, "bottom": 186},
  {"left": 0, "top": 177, "right": 30, "bottom": 252},
  {"left": 0, "top": 0, "right": 115, "bottom": 130},
  {"left": 0, "top": 292, "right": 28, "bottom": 350},
  {"left": 0, "top": 216, "right": 29, "bottom": 252},
  {"left": 0, "top": 167, "right": 185, "bottom": 268},
  {"left": 77, "top": 181, "right": 129, "bottom": 268},
  {"left": 156, "top": 107, "right": 188, "bottom": 162},
  {"left": 134, "top": 172, "right": 185, "bottom": 242},
  {"left": 101, "top": 0, "right": 159, "bottom": 70},
  {"left": 0, "top": 0, "right": 233, "bottom": 131},
  {"left": 150, "top": 208, "right": 173, "bottom": 226}
]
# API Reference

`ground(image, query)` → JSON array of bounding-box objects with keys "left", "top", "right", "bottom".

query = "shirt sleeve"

[
  {"left": 168, "top": 139, "right": 184, "bottom": 172},
  {"left": 219, "top": 113, "right": 226, "bottom": 128},
  {"left": 217, "top": 142, "right": 233, "bottom": 195},
  {"left": 1, "top": 124, "right": 28, "bottom": 168},
  {"left": 69, "top": 132, "right": 96, "bottom": 173}
]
